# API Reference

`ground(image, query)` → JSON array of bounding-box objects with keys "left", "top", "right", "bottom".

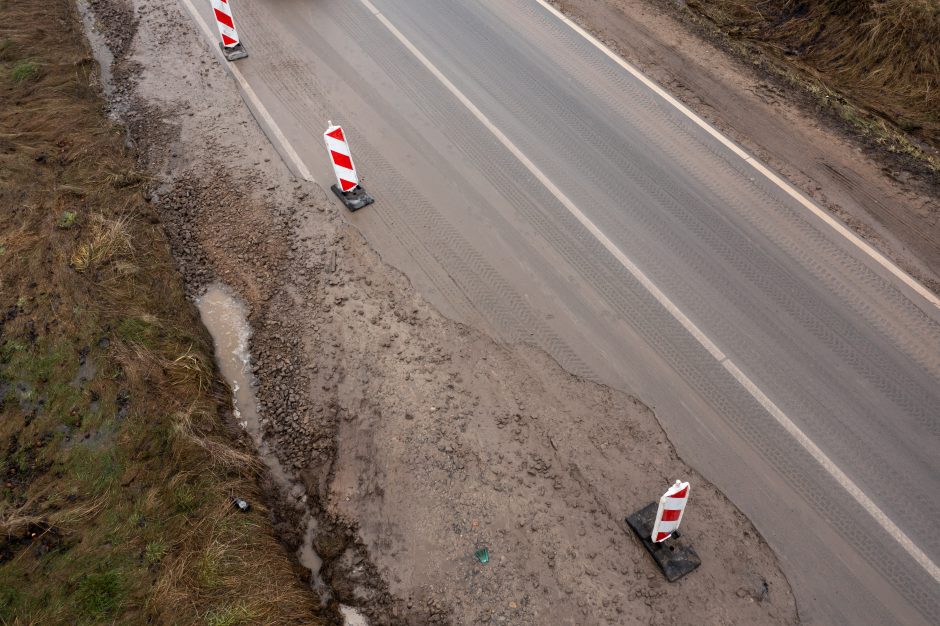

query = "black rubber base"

[
  {"left": 332, "top": 184, "right": 375, "bottom": 212},
  {"left": 220, "top": 42, "right": 248, "bottom": 61},
  {"left": 626, "top": 502, "right": 701, "bottom": 582}
]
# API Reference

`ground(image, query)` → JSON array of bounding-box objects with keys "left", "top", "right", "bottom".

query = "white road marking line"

[
  {"left": 724, "top": 361, "right": 940, "bottom": 584},
  {"left": 177, "top": 0, "right": 315, "bottom": 182},
  {"left": 360, "top": 0, "right": 940, "bottom": 584},
  {"left": 531, "top": 0, "right": 940, "bottom": 311}
]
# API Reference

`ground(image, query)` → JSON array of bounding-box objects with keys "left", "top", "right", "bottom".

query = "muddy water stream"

[
  {"left": 76, "top": 0, "right": 115, "bottom": 98},
  {"left": 197, "top": 284, "right": 367, "bottom": 625}
]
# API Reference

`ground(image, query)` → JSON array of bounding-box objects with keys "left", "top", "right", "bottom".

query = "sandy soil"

[
  {"left": 552, "top": 0, "right": 940, "bottom": 294},
  {"left": 79, "top": 0, "right": 799, "bottom": 623}
]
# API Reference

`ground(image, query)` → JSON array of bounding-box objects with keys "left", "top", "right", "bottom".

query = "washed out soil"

[{"left": 80, "top": 0, "right": 799, "bottom": 623}]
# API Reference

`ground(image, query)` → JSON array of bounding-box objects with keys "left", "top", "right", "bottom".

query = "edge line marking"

[
  {"left": 360, "top": 0, "right": 940, "bottom": 584},
  {"left": 178, "top": 0, "right": 315, "bottom": 182},
  {"left": 531, "top": 0, "right": 939, "bottom": 310}
]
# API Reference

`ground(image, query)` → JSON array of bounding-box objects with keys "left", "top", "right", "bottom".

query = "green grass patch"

[
  {"left": 117, "top": 315, "right": 160, "bottom": 348},
  {"left": 65, "top": 446, "right": 120, "bottom": 493},
  {"left": 173, "top": 480, "right": 205, "bottom": 515},
  {"left": 11, "top": 59, "right": 40, "bottom": 82},
  {"left": 58, "top": 210, "right": 78, "bottom": 229},
  {"left": 196, "top": 541, "right": 227, "bottom": 589},
  {"left": 76, "top": 570, "right": 125, "bottom": 619},
  {"left": 0, "top": 586, "right": 21, "bottom": 621},
  {"left": 1, "top": 339, "right": 28, "bottom": 366},
  {"left": 145, "top": 540, "right": 168, "bottom": 564},
  {"left": 1, "top": 339, "right": 70, "bottom": 385}
]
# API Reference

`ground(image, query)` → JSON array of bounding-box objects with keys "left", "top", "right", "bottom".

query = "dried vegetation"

[
  {"left": 0, "top": 0, "right": 323, "bottom": 623},
  {"left": 685, "top": 0, "right": 940, "bottom": 171}
]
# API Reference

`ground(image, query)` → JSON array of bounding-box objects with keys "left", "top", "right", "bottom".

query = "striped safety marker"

[
  {"left": 323, "top": 122, "right": 360, "bottom": 192},
  {"left": 651, "top": 480, "right": 690, "bottom": 543},
  {"left": 212, "top": 0, "right": 241, "bottom": 49}
]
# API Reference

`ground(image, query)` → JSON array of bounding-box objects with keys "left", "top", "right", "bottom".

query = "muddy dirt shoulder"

[{"left": 79, "top": 0, "right": 396, "bottom": 622}]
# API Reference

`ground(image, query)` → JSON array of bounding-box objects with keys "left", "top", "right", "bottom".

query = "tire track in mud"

[
  {"left": 368, "top": 1, "right": 940, "bottom": 619},
  {"left": 429, "top": 0, "right": 940, "bottom": 549},
  {"left": 185, "top": 0, "right": 937, "bottom": 620},
  {"left": 235, "top": 5, "right": 485, "bottom": 334},
  {"left": 277, "top": 1, "right": 940, "bottom": 619},
  {"left": 239, "top": 0, "right": 596, "bottom": 379}
]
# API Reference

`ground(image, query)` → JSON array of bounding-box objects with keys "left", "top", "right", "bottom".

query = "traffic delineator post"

[
  {"left": 324, "top": 123, "right": 360, "bottom": 192},
  {"left": 626, "top": 479, "right": 701, "bottom": 582},
  {"left": 212, "top": 0, "right": 248, "bottom": 61},
  {"left": 652, "top": 480, "right": 690, "bottom": 543},
  {"left": 324, "top": 121, "right": 374, "bottom": 211}
]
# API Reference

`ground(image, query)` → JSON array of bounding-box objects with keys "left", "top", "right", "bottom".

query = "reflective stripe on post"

[
  {"left": 324, "top": 122, "right": 360, "bottom": 192},
  {"left": 651, "top": 480, "right": 690, "bottom": 543},
  {"left": 212, "top": 0, "right": 241, "bottom": 48}
]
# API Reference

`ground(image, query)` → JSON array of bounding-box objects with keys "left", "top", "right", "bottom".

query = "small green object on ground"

[{"left": 474, "top": 547, "right": 490, "bottom": 564}]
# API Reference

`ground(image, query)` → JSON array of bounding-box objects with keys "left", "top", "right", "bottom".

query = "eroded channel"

[{"left": 197, "top": 283, "right": 367, "bottom": 626}]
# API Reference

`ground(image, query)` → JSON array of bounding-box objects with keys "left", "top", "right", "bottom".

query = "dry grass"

[
  {"left": 0, "top": 0, "right": 325, "bottom": 623},
  {"left": 70, "top": 213, "right": 134, "bottom": 272},
  {"left": 686, "top": 0, "right": 940, "bottom": 169},
  {"left": 172, "top": 408, "right": 262, "bottom": 472}
]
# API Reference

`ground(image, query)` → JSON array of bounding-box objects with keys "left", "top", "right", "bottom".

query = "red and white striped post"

[
  {"left": 324, "top": 122, "right": 360, "bottom": 192},
  {"left": 651, "top": 480, "right": 690, "bottom": 543},
  {"left": 626, "top": 478, "right": 700, "bottom": 580},
  {"left": 324, "top": 121, "right": 374, "bottom": 211},
  {"left": 212, "top": 0, "right": 248, "bottom": 61}
]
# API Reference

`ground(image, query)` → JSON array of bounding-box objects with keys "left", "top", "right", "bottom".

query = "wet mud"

[{"left": 197, "top": 284, "right": 369, "bottom": 625}]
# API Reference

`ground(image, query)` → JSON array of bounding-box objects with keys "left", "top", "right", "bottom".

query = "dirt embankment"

[
  {"left": 0, "top": 0, "right": 325, "bottom": 623},
  {"left": 683, "top": 0, "right": 940, "bottom": 163},
  {"left": 71, "top": 0, "right": 802, "bottom": 623}
]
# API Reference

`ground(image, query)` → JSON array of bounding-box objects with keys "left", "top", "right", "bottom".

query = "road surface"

[{"left": 182, "top": 0, "right": 940, "bottom": 622}]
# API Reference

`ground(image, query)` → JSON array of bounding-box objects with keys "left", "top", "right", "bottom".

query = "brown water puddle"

[{"left": 197, "top": 283, "right": 367, "bottom": 625}]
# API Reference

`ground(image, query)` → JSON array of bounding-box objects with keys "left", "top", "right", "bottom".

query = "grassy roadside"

[
  {"left": 0, "top": 0, "right": 324, "bottom": 623},
  {"left": 682, "top": 0, "right": 940, "bottom": 174}
]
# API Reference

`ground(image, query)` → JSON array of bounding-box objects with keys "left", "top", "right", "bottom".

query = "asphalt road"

[{"left": 183, "top": 0, "right": 940, "bottom": 622}]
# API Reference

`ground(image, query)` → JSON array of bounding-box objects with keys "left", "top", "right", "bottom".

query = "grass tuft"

[
  {"left": 103, "top": 169, "right": 147, "bottom": 188},
  {"left": 76, "top": 570, "right": 125, "bottom": 618},
  {"left": 58, "top": 210, "right": 78, "bottom": 229},
  {"left": 170, "top": 348, "right": 215, "bottom": 393},
  {"left": 173, "top": 480, "right": 205, "bottom": 515},
  {"left": 11, "top": 59, "right": 40, "bottom": 82},
  {"left": 70, "top": 214, "right": 133, "bottom": 272},
  {"left": 145, "top": 540, "right": 168, "bottom": 564},
  {"left": 196, "top": 540, "right": 227, "bottom": 589},
  {"left": 205, "top": 603, "right": 258, "bottom": 626}
]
